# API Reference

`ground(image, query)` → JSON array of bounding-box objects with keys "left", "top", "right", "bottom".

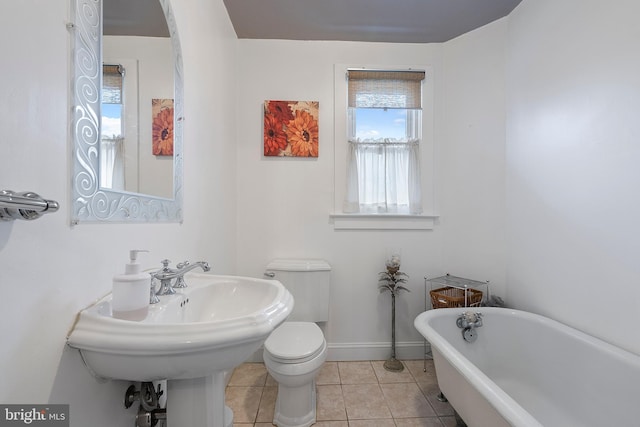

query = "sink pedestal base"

[{"left": 167, "top": 373, "right": 232, "bottom": 427}]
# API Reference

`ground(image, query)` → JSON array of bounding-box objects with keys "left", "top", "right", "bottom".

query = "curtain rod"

[
  {"left": 348, "top": 140, "right": 419, "bottom": 146},
  {"left": 347, "top": 68, "right": 425, "bottom": 73}
]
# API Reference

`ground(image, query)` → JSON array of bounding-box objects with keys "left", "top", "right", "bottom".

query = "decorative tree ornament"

[{"left": 379, "top": 255, "right": 410, "bottom": 372}]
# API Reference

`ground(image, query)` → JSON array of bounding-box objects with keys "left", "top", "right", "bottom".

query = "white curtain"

[
  {"left": 100, "top": 137, "right": 125, "bottom": 190},
  {"left": 407, "top": 141, "right": 422, "bottom": 214},
  {"left": 343, "top": 141, "right": 361, "bottom": 212},
  {"left": 344, "top": 141, "right": 422, "bottom": 214}
]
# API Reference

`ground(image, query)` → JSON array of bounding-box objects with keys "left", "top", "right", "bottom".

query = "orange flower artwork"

[
  {"left": 264, "top": 100, "right": 319, "bottom": 157},
  {"left": 152, "top": 98, "right": 174, "bottom": 156}
]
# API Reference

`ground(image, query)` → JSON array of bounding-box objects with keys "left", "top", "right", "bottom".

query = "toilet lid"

[{"left": 265, "top": 322, "right": 325, "bottom": 362}]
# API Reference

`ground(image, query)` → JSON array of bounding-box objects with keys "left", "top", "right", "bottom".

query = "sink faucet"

[{"left": 151, "top": 259, "right": 211, "bottom": 297}]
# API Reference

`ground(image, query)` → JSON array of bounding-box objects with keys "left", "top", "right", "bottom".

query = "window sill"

[{"left": 330, "top": 213, "right": 438, "bottom": 230}]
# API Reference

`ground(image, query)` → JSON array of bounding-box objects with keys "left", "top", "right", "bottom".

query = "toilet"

[{"left": 263, "top": 259, "right": 331, "bottom": 427}]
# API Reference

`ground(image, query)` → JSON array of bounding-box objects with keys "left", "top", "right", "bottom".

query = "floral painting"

[
  {"left": 152, "top": 98, "right": 174, "bottom": 156},
  {"left": 264, "top": 100, "right": 319, "bottom": 157}
]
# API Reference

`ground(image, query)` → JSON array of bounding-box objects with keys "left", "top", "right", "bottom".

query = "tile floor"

[{"left": 225, "top": 359, "right": 460, "bottom": 427}]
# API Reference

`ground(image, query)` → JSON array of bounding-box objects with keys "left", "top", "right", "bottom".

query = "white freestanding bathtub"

[{"left": 414, "top": 307, "right": 640, "bottom": 427}]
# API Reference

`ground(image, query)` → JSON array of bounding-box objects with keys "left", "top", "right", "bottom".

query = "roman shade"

[{"left": 347, "top": 69, "right": 425, "bottom": 109}]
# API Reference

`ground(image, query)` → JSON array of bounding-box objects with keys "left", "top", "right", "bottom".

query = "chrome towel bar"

[{"left": 0, "top": 190, "right": 59, "bottom": 221}]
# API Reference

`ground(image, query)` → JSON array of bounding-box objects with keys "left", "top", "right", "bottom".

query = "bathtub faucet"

[
  {"left": 457, "top": 311, "right": 483, "bottom": 343},
  {"left": 456, "top": 311, "right": 483, "bottom": 330}
]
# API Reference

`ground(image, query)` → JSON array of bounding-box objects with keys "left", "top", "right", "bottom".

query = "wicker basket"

[{"left": 430, "top": 286, "right": 483, "bottom": 309}]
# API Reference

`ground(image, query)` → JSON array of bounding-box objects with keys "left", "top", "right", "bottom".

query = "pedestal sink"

[{"left": 67, "top": 273, "right": 293, "bottom": 427}]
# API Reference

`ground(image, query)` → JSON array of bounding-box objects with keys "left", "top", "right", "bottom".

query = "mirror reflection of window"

[{"left": 101, "top": 64, "right": 125, "bottom": 190}]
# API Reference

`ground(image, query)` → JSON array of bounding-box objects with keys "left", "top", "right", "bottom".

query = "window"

[
  {"left": 344, "top": 70, "right": 425, "bottom": 214},
  {"left": 100, "top": 64, "right": 125, "bottom": 189}
]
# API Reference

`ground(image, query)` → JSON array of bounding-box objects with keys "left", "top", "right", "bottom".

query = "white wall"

[
  {"left": 235, "top": 23, "right": 508, "bottom": 360},
  {"left": 0, "top": 1, "right": 237, "bottom": 427},
  {"left": 506, "top": 0, "right": 640, "bottom": 354},
  {"left": 441, "top": 19, "right": 507, "bottom": 291},
  {"left": 235, "top": 40, "right": 442, "bottom": 360}
]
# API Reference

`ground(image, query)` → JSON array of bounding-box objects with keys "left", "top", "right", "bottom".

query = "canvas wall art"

[
  {"left": 152, "top": 98, "right": 174, "bottom": 156},
  {"left": 263, "top": 100, "right": 319, "bottom": 157}
]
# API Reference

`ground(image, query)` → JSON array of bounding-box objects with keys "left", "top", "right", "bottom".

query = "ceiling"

[
  {"left": 103, "top": 0, "right": 523, "bottom": 44},
  {"left": 104, "top": 0, "right": 169, "bottom": 37},
  {"left": 223, "top": 0, "right": 523, "bottom": 44}
]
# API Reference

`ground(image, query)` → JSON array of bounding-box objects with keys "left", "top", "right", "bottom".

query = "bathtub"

[{"left": 414, "top": 307, "right": 640, "bottom": 427}]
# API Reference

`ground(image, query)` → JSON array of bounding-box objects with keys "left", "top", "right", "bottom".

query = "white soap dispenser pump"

[{"left": 112, "top": 250, "right": 151, "bottom": 321}]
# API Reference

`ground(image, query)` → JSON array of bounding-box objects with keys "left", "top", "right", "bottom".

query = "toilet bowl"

[{"left": 263, "top": 321, "right": 328, "bottom": 427}]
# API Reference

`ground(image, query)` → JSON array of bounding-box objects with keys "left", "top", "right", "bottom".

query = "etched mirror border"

[{"left": 70, "top": 0, "right": 183, "bottom": 223}]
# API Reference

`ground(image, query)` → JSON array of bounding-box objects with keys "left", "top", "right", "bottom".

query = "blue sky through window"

[
  {"left": 101, "top": 104, "right": 122, "bottom": 138},
  {"left": 354, "top": 108, "right": 408, "bottom": 141}
]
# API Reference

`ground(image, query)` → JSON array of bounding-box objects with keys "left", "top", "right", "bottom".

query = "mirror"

[
  {"left": 71, "top": 0, "right": 183, "bottom": 222},
  {"left": 102, "top": 0, "right": 174, "bottom": 199}
]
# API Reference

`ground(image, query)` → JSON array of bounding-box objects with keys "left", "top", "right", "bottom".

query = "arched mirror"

[{"left": 70, "top": 0, "right": 183, "bottom": 222}]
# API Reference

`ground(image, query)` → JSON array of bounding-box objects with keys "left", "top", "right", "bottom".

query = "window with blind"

[
  {"left": 100, "top": 64, "right": 125, "bottom": 190},
  {"left": 102, "top": 64, "right": 124, "bottom": 138},
  {"left": 344, "top": 69, "right": 425, "bottom": 214}
]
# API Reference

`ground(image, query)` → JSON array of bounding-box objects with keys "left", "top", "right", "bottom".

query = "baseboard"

[
  {"left": 326, "top": 341, "right": 428, "bottom": 361},
  {"left": 245, "top": 341, "right": 430, "bottom": 363}
]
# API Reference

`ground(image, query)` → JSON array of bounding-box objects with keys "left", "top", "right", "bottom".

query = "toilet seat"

[{"left": 264, "top": 322, "right": 325, "bottom": 364}]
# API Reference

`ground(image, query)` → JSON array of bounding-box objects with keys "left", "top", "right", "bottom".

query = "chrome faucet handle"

[
  {"left": 155, "top": 259, "right": 177, "bottom": 296},
  {"left": 470, "top": 312, "right": 483, "bottom": 328},
  {"left": 465, "top": 312, "right": 479, "bottom": 323},
  {"left": 173, "top": 261, "right": 190, "bottom": 288},
  {"left": 174, "top": 261, "right": 210, "bottom": 288}
]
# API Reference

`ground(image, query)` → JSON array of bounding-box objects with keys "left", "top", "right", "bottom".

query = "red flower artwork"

[
  {"left": 267, "top": 100, "right": 294, "bottom": 124},
  {"left": 264, "top": 113, "right": 288, "bottom": 156},
  {"left": 152, "top": 99, "right": 174, "bottom": 156},
  {"left": 263, "top": 100, "right": 319, "bottom": 157},
  {"left": 287, "top": 110, "right": 318, "bottom": 157}
]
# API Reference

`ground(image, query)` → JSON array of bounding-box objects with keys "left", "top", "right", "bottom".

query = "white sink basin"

[{"left": 67, "top": 273, "right": 293, "bottom": 381}]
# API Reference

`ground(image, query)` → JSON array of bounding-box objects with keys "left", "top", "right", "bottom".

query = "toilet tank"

[{"left": 265, "top": 259, "right": 331, "bottom": 322}]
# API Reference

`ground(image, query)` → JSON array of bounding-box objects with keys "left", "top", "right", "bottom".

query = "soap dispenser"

[{"left": 112, "top": 250, "right": 150, "bottom": 321}]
